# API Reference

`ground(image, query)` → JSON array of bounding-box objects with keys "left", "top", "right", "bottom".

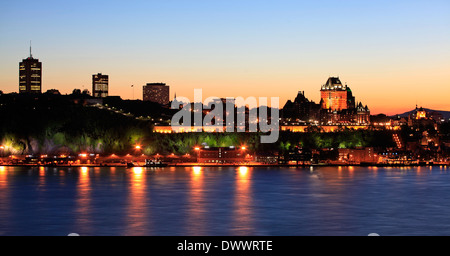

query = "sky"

[{"left": 0, "top": 0, "right": 449, "bottom": 115}]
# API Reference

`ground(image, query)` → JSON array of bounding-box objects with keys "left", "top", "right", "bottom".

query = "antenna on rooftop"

[{"left": 29, "top": 40, "right": 32, "bottom": 58}]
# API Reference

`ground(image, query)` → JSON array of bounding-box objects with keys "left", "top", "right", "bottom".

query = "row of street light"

[{"left": 0, "top": 143, "right": 248, "bottom": 159}]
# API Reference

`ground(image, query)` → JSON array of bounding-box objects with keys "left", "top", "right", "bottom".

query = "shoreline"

[{"left": 0, "top": 163, "right": 448, "bottom": 168}]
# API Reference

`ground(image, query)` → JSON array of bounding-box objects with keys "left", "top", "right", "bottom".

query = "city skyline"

[{"left": 1, "top": 0, "right": 449, "bottom": 115}]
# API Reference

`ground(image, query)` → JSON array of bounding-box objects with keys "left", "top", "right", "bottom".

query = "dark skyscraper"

[
  {"left": 92, "top": 73, "right": 109, "bottom": 98},
  {"left": 143, "top": 83, "right": 170, "bottom": 105},
  {"left": 19, "top": 44, "right": 42, "bottom": 94}
]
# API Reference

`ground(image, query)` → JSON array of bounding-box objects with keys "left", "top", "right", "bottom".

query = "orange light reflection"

[
  {"left": 232, "top": 166, "right": 254, "bottom": 235},
  {"left": 125, "top": 167, "right": 149, "bottom": 235},
  {"left": 0, "top": 166, "right": 7, "bottom": 189},
  {"left": 75, "top": 166, "right": 92, "bottom": 235},
  {"left": 187, "top": 166, "right": 206, "bottom": 235}
]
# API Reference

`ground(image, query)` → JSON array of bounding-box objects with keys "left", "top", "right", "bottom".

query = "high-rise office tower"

[
  {"left": 92, "top": 73, "right": 109, "bottom": 98},
  {"left": 19, "top": 43, "right": 42, "bottom": 94}
]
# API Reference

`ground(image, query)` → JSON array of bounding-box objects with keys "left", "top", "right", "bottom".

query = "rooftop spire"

[{"left": 29, "top": 40, "right": 33, "bottom": 58}]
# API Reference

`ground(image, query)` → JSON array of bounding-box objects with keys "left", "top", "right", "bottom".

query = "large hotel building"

[
  {"left": 19, "top": 48, "right": 42, "bottom": 94},
  {"left": 143, "top": 83, "right": 170, "bottom": 105},
  {"left": 319, "top": 77, "right": 370, "bottom": 124},
  {"left": 282, "top": 77, "right": 370, "bottom": 125}
]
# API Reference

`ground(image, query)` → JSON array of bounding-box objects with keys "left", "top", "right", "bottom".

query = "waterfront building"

[
  {"left": 254, "top": 151, "right": 279, "bottom": 164},
  {"left": 92, "top": 73, "right": 109, "bottom": 98},
  {"left": 143, "top": 83, "right": 170, "bottom": 105},
  {"left": 338, "top": 147, "right": 378, "bottom": 164},
  {"left": 197, "top": 147, "right": 248, "bottom": 164},
  {"left": 19, "top": 45, "right": 42, "bottom": 94},
  {"left": 279, "top": 147, "right": 313, "bottom": 165}
]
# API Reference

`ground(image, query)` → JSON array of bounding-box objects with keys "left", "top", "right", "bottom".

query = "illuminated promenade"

[{"left": 153, "top": 125, "right": 401, "bottom": 134}]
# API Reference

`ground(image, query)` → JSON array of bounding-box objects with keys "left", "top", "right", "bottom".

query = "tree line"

[{"left": 0, "top": 94, "right": 395, "bottom": 156}]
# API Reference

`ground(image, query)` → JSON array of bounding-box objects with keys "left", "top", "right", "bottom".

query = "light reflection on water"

[
  {"left": 75, "top": 166, "right": 91, "bottom": 235},
  {"left": 232, "top": 166, "right": 254, "bottom": 235},
  {"left": 125, "top": 167, "right": 148, "bottom": 236},
  {"left": 186, "top": 166, "right": 205, "bottom": 235},
  {"left": 0, "top": 165, "right": 449, "bottom": 236}
]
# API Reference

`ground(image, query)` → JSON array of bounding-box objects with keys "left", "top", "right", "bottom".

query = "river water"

[{"left": 0, "top": 165, "right": 449, "bottom": 236}]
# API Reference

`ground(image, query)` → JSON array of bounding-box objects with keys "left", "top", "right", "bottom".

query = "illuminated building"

[
  {"left": 410, "top": 105, "right": 428, "bottom": 120},
  {"left": 408, "top": 105, "right": 437, "bottom": 127},
  {"left": 356, "top": 102, "right": 371, "bottom": 124},
  {"left": 319, "top": 77, "right": 369, "bottom": 124},
  {"left": 338, "top": 147, "right": 378, "bottom": 164},
  {"left": 282, "top": 77, "right": 370, "bottom": 125},
  {"left": 407, "top": 106, "right": 445, "bottom": 126},
  {"left": 19, "top": 44, "right": 42, "bottom": 94},
  {"left": 143, "top": 83, "right": 170, "bottom": 105},
  {"left": 92, "top": 73, "right": 109, "bottom": 98},
  {"left": 320, "top": 77, "right": 355, "bottom": 111},
  {"left": 197, "top": 147, "right": 247, "bottom": 163}
]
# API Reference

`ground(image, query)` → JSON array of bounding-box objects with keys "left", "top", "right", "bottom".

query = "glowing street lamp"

[
  {"left": 135, "top": 145, "right": 141, "bottom": 150},
  {"left": 194, "top": 147, "right": 200, "bottom": 151}
]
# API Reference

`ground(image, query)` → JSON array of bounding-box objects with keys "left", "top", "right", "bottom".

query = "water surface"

[{"left": 0, "top": 165, "right": 449, "bottom": 236}]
